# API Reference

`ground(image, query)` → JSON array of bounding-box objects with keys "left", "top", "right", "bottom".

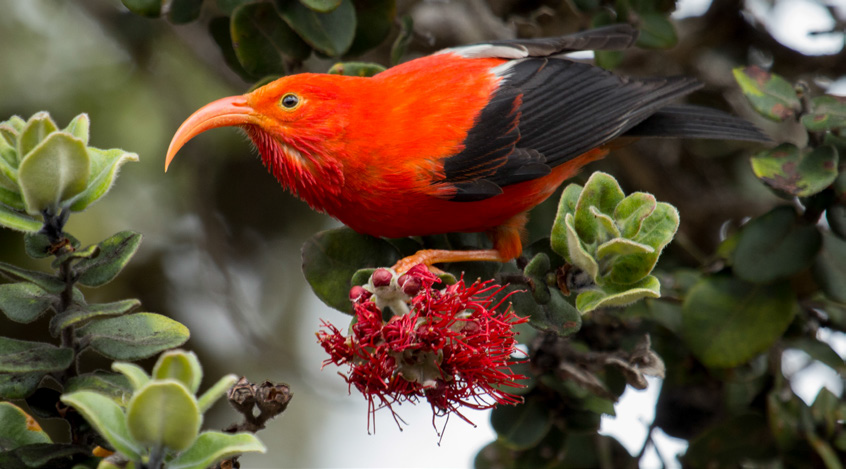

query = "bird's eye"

[{"left": 280, "top": 93, "right": 301, "bottom": 110}]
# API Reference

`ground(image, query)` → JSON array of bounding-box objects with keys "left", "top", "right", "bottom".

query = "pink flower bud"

[
  {"left": 398, "top": 274, "right": 422, "bottom": 296},
  {"left": 349, "top": 285, "right": 370, "bottom": 302},
  {"left": 371, "top": 268, "right": 393, "bottom": 287}
]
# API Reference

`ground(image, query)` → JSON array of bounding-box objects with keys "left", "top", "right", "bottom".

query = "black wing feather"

[{"left": 434, "top": 27, "right": 769, "bottom": 202}]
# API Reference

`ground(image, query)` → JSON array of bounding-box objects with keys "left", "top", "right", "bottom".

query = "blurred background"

[{"left": 0, "top": 0, "right": 843, "bottom": 467}]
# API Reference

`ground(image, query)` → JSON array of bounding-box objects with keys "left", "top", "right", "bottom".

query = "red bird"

[{"left": 166, "top": 25, "right": 766, "bottom": 273}]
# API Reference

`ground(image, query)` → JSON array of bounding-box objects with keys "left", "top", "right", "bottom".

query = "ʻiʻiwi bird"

[{"left": 166, "top": 25, "right": 767, "bottom": 273}]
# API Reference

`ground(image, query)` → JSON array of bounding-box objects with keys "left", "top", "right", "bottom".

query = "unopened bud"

[
  {"left": 371, "top": 268, "right": 393, "bottom": 287},
  {"left": 350, "top": 285, "right": 371, "bottom": 302},
  {"left": 398, "top": 274, "right": 422, "bottom": 296}
]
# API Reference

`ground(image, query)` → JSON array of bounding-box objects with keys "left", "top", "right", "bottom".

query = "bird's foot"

[{"left": 392, "top": 249, "right": 505, "bottom": 274}]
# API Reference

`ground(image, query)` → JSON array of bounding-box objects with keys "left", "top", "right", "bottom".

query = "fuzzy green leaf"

[
  {"left": 17, "top": 112, "right": 58, "bottom": 159},
  {"left": 564, "top": 213, "right": 599, "bottom": 281},
  {"left": 168, "top": 431, "right": 266, "bottom": 469},
  {"left": 0, "top": 282, "right": 54, "bottom": 324},
  {"left": 0, "top": 262, "right": 64, "bottom": 293},
  {"left": 0, "top": 205, "right": 41, "bottom": 233},
  {"left": 197, "top": 374, "right": 239, "bottom": 414},
  {"left": 49, "top": 299, "right": 141, "bottom": 337},
  {"left": 682, "top": 275, "right": 796, "bottom": 368},
  {"left": 614, "top": 192, "right": 656, "bottom": 239},
  {"left": 62, "top": 114, "right": 89, "bottom": 146},
  {"left": 152, "top": 350, "right": 203, "bottom": 394},
  {"left": 733, "top": 66, "right": 800, "bottom": 121},
  {"left": 576, "top": 274, "right": 661, "bottom": 313},
  {"left": 111, "top": 362, "right": 151, "bottom": 392},
  {"left": 299, "top": 0, "right": 341, "bottom": 12},
  {"left": 551, "top": 183, "right": 583, "bottom": 258},
  {"left": 64, "top": 371, "right": 133, "bottom": 405},
  {"left": 0, "top": 402, "right": 51, "bottom": 451},
  {"left": 390, "top": 14, "right": 413, "bottom": 66},
  {"left": 76, "top": 312, "right": 190, "bottom": 361},
  {"left": 750, "top": 143, "right": 839, "bottom": 197},
  {"left": 68, "top": 148, "right": 139, "bottom": 212},
  {"left": 74, "top": 231, "right": 142, "bottom": 287},
  {"left": 276, "top": 0, "right": 356, "bottom": 57},
  {"left": 126, "top": 380, "right": 200, "bottom": 452},
  {"left": 60, "top": 391, "right": 142, "bottom": 459},
  {"left": 18, "top": 133, "right": 89, "bottom": 215},
  {"left": 169, "top": 0, "right": 203, "bottom": 23},
  {"left": 0, "top": 373, "right": 44, "bottom": 399},
  {"left": 0, "top": 337, "right": 73, "bottom": 373},
  {"left": 573, "top": 172, "right": 625, "bottom": 244}
]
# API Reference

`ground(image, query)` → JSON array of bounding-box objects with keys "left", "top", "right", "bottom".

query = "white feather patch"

[{"left": 437, "top": 44, "right": 528, "bottom": 59}]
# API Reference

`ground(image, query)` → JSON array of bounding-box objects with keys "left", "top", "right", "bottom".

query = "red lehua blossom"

[{"left": 316, "top": 264, "right": 528, "bottom": 439}]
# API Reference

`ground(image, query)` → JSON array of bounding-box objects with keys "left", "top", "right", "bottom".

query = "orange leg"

[{"left": 392, "top": 213, "right": 528, "bottom": 274}]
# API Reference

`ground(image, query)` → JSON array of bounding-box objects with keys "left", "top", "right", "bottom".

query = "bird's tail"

[{"left": 623, "top": 104, "right": 770, "bottom": 142}]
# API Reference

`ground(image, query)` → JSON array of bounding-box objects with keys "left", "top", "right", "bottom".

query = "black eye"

[{"left": 281, "top": 93, "right": 300, "bottom": 109}]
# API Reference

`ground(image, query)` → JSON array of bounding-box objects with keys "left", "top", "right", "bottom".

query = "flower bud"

[
  {"left": 398, "top": 274, "right": 422, "bottom": 296},
  {"left": 371, "top": 268, "right": 393, "bottom": 288},
  {"left": 349, "top": 285, "right": 371, "bottom": 302}
]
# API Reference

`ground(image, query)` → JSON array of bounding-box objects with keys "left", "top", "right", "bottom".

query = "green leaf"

[
  {"left": 0, "top": 205, "right": 41, "bottom": 233},
  {"left": 6, "top": 443, "right": 86, "bottom": 468},
  {"left": 563, "top": 213, "right": 599, "bottom": 280},
  {"left": 573, "top": 172, "right": 625, "bottom": 244},
  {"left": 0, "top": 337, "right": 73, "bottom": 373},
  {"left": 121, "top": 0, "right": 161, "bottom": 17},
  {"left": 0, "top": 282, "right": 54, "bottom": 323},
  {"left": 0, "top": 138, "right": 19, "bottom": 187},
  {"left": 62, "top": 114, "right": 90, "bottom": 146},
  {"left": 0, "top": 373, "right": 44, "bottom": 399},
  {"left": 18, "top": 133, "right": 89, "bottom": 215},
  {"left": 0, "top": 262, "right": 64, "bottom": 293},
  {"left": 299, "top": 0, "right": 341, "bottom": 12},
  {"left": 208, "top": 17, "right": 253, "bottom": 81},
  {"left": 614, "top": 192, "right": 656, "bottom": 238},
  {"left": 153, "top": 350, "right": 203, "bottom": 394},
  {"left": 733, "top": 206, "right": 822, "bottom": 283},
  {"left": 521, "top": 288, "right": 582, "bottom": 336},
  {"left": 50, "top": 299, "right": 141, "bottom": 337},
  {"left": 682, "top": 275, "right": 796, "bottom": 368},
  {"left": 523, "top": 252, "right": 551, "bottom": 304},
  {"left": 76, "top": 312, "right": 190, "bottom": 361},
  {"left": 68, "top": 147, "right": 139, "bottom": 212},
  {"left": 732, "top": 66, "right": 800, "bottom": 122},
  {"left": 810, "top": 387, "right": 844, "bottom": 436},
  {"left": 813, "top": 230, "right": 846, "bottom": 303},
  {"left": 550, "top": 183, "right": 583, "bottom": 258},
  {"left": 17, "top": 112, "right": 58, "bottom": 159},
  {"left": 302, "top": 227, "right": 400, "bottom": 313},
  {"left": 216, "top": 0, "right": 250, "bottom": 14},
  {"left": 64, "top": 371, "right": 133, "bottom": 405},
  {"left": 112, "top": 362, "right": 151, "bottom": 391},
  {"left": 60, "top": 391, "right": 142, "bottom": 459},
  {"left": 196, "top": 374, "right": 239, "bottom": 414},
  {"left": 490, "top": 399, "right": 552, "bottom": 450},
  {"left": 829, "top": 204, "right": 846, "bottom": 240},
  {"left": 636, "top": 13, "right": 678, "bottom": 49},
  {"left": 74, "top": 231, "right": 142, "bottom": 287},
  {"left": 168, "top": 431, "right": 266, "bottom": 469},
  {"left": 576, "top": 274, "right": 661, "bottom": 313},
  {"left": 347, "top": 0, "right": 396, "bottom": 57},
  {"left": 276, "top": 0, "right": 357, "bottom": 57},
  {"left": 126, "top": 380, "right": 200, "bottom": 452},
  {"left": 594, "top": 50, "right": 624, "bottom": 70},
  {"left": 802, "top": 95, "right": 846, "bottom": 132},
  {"left": 327, "top": 62, "right": 386, "bottom": 77},
  {"left": 750, "top": 143, "right": 839, "bottom": 197},
  {"left": 231, "top": 2, "right": 312, "bottom": 78},
  {"left": 390, "top": 14, "right": 413, "bottom": 65},
  {"left": 169, "top": 0, "right": 203, "bottom": 23},
  {"left": 0, "top": 402, "right": 51, "bottom": 450}
]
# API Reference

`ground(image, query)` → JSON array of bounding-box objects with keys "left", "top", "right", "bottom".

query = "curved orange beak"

[{"left": 165, "top": 95, "right": 262, "bottom": 171}]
